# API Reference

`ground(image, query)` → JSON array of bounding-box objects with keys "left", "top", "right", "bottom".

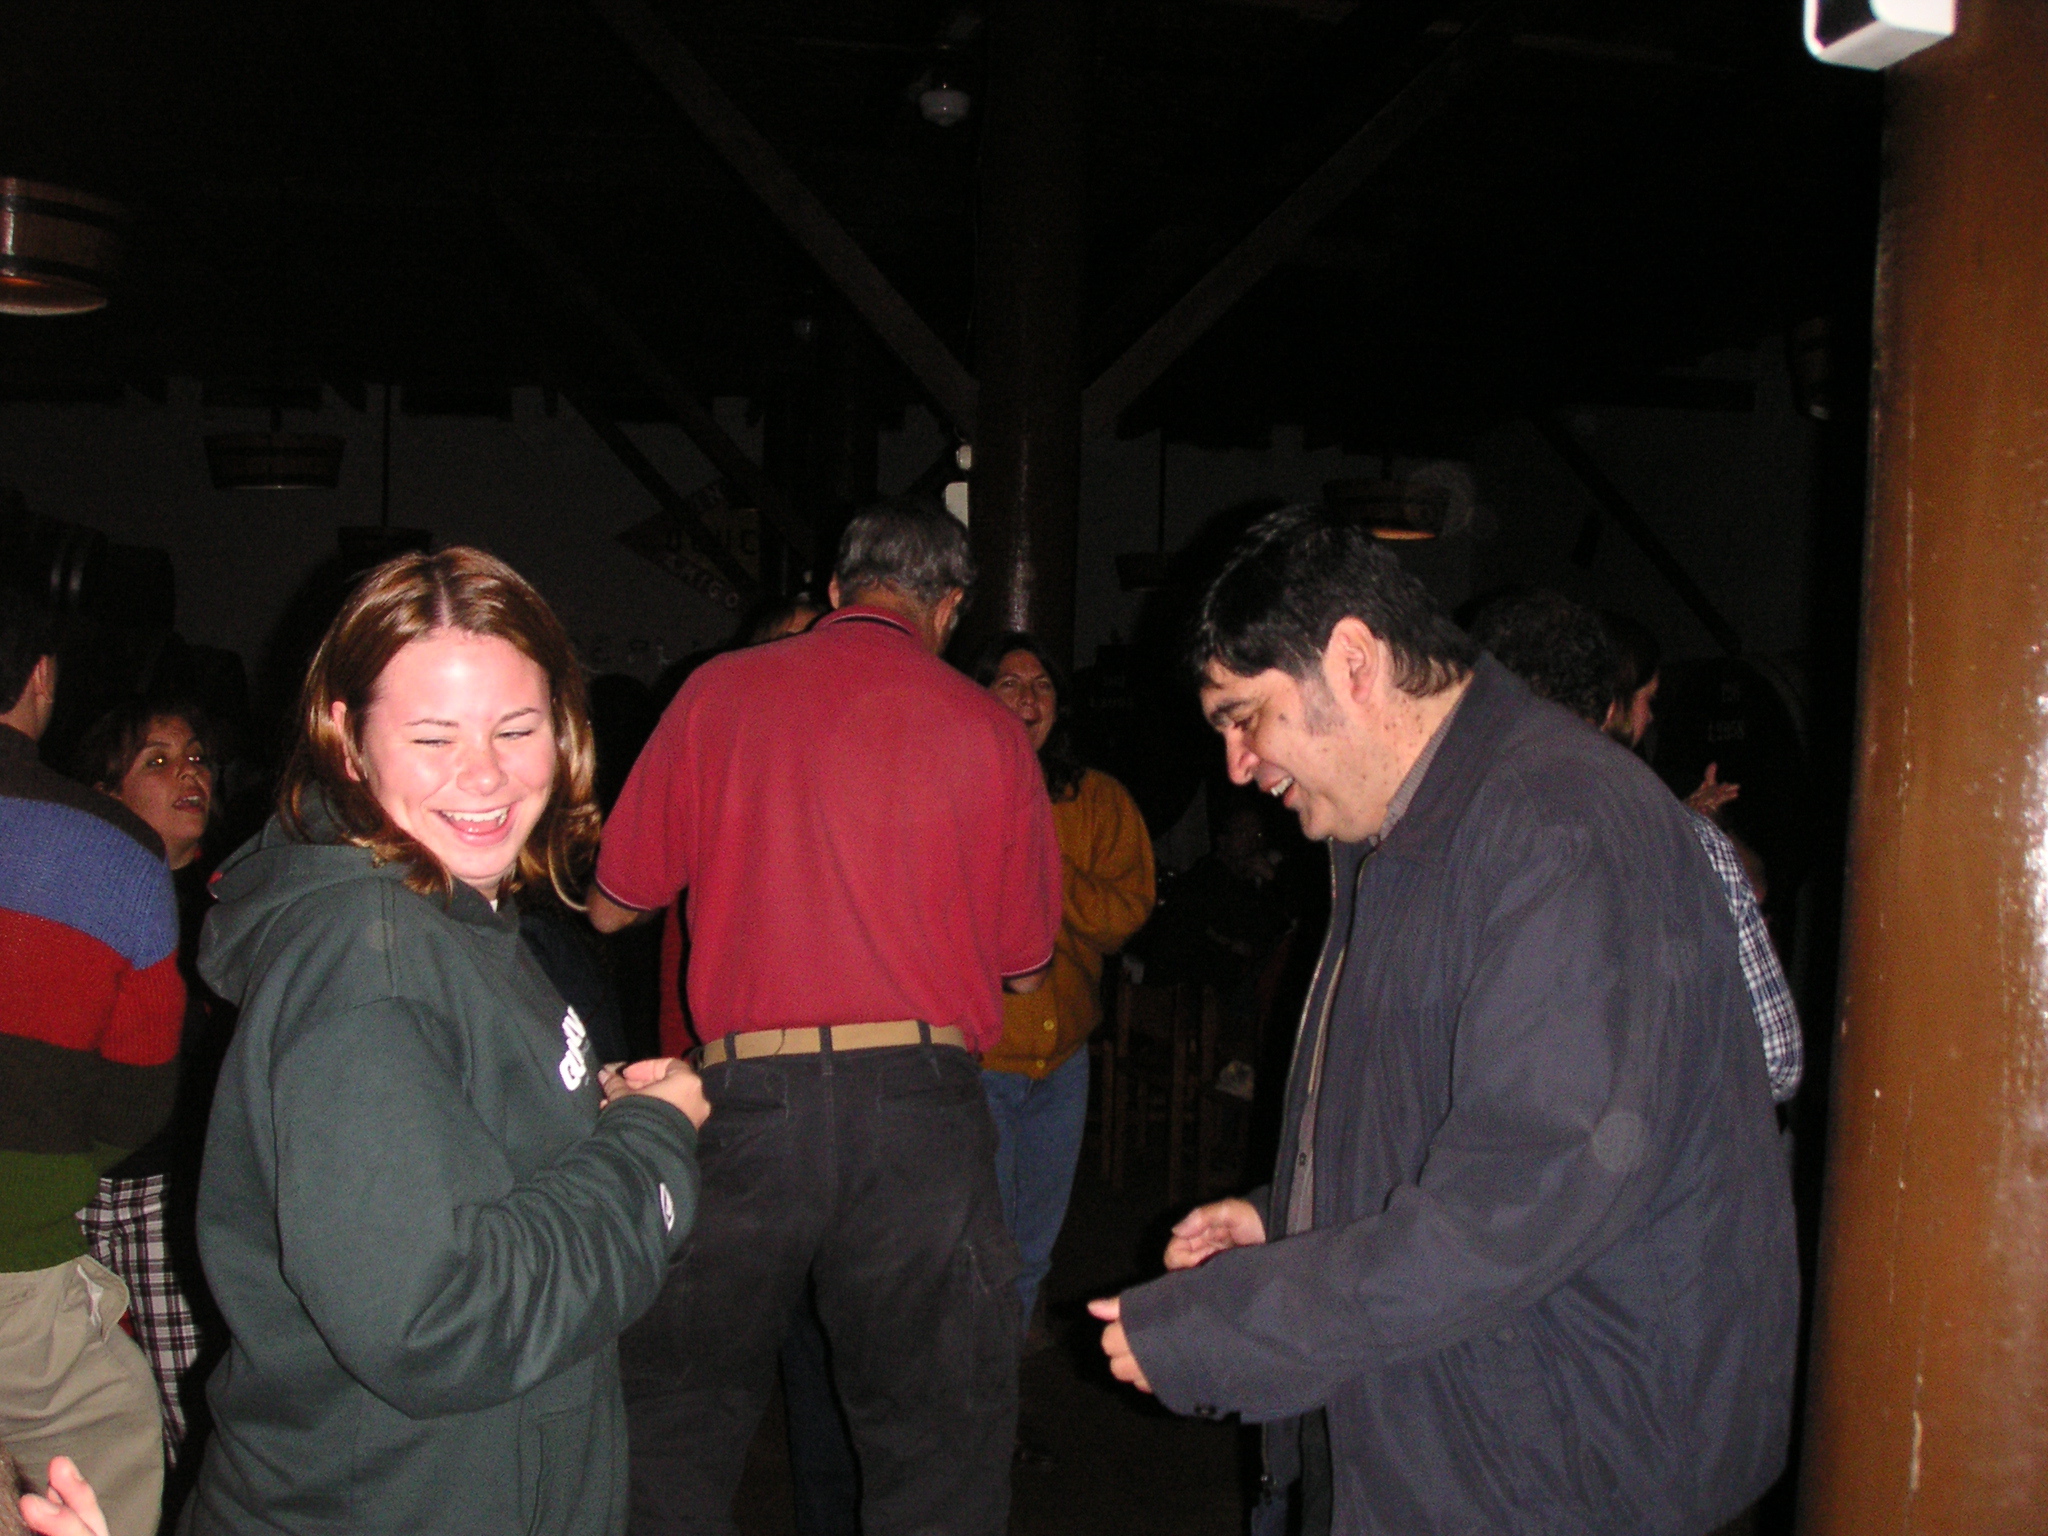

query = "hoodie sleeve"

[{"left": 268, "top": 993, "right": 699, "bottom": 1419}]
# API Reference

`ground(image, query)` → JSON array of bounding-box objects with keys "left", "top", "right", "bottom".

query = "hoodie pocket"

[{"left": 521, "top": 1404, "right": 606, "bottom": 1536}]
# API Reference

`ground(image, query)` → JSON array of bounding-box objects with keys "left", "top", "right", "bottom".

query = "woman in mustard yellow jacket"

[{"left": 973, "top": 633, "right": 1155, "bottom": 1342}]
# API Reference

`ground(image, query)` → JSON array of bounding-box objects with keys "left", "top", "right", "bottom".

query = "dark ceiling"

[{"left": 0, "top": 0, "right": 1881, "bottom": 450}]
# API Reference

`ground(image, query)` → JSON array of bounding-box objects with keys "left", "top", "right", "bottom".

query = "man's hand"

[
  {"left": 1086, "top": 1296, "right": 1153, "bottom": 1394},
  {"left": 587, "top": 888, "right": 651, "bottom": 934},
  {"left": 1684, "top": 762, "right": 1740, "bottom": 820},
  {"left": 20, "top": 1457, "right": 111, "bottom": 1536},
  {"left": 603, "top": 1056, "right": 711, "bottom": 1129},
  {"left": 1164, "top": 1197, "right": 1267, "bottom": 1270}
]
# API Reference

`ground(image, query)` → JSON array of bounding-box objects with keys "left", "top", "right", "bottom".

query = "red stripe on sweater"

[{"left": 0, "top": 910, "right": 183, "bottom": 1064}]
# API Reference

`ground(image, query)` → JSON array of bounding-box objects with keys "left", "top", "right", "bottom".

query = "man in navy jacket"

[{"left": 1092, "top": 506, "right": 1797, "bottom": 1534}]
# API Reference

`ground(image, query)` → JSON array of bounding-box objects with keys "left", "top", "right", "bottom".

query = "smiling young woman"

[{"left": 182, "top": 546, "right": 710, "bottom": 1536}]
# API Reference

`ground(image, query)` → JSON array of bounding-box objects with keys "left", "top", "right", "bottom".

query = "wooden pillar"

[
  {"left": 968, "top": 0, "right": 1085, "bottom": 667},
  {"left": 1800, "top": 4, "right": 2048, "bottom": 1532}
]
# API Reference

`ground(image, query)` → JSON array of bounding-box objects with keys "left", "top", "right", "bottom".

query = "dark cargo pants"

[{"left": 620, "top": 1041, "right": 1021, "bottom": 1536}]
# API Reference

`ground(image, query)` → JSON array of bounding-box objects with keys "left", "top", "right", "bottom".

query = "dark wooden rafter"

[
  {"left": 564, "top": 388, "right": 760, "bottom": 603},
  {"left": 1530, "top": 410, "right": 1745, "bottom": 656},
  {"left": 494, "top": 196, "right": 815, "bottom": 562},
  {"left": 1080, "top": 0, "right": 1522, "bottom": 440},
  {"left": 585, "top": 0, "right": 979, "bottom": 439}
]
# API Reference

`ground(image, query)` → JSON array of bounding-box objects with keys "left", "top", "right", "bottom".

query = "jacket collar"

[{"left": 1369, "top": 655, "right": 1528, "bottom": 866}]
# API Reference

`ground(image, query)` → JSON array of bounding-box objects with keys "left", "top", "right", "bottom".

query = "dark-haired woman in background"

[
  {"left": 973, "top": 634, "right": 1154, "bottom": 1354},
  {"left": 72, "top": 701, "right": 225, "bottom": 1480}
]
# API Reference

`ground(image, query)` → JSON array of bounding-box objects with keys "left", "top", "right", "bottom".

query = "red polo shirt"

[{"left": 596, "top": 605, "right": 1061, "bottom": 1054}]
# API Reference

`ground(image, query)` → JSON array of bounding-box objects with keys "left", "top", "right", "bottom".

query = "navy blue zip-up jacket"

[{"left": 1121, "top": 658, "right": 1797, "bottom": 1535}]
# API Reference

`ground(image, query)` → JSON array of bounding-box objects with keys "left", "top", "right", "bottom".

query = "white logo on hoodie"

[{"left": 558, "top": 1008, "right": 589, "bottom": 1091}]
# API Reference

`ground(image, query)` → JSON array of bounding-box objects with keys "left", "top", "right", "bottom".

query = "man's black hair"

[
  {"left": 1187, "top": 503, "right": 1476, "bottom": 695},
  {"left": 1467, "top": 590, "right": 1619, "bottom": 726},
  {"left": 970, "top": 630, "right": 1085, "bottom": 801},
  {"left": 834, "top": 498, "right": 976, "bottom": 610},
  {"left": 0, "top": 584, "right": 58, "bottom": 714}
]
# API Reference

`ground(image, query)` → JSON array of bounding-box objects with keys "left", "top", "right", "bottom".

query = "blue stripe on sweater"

[{"left": 0, "top": 797, "right": 179, "bottom": 968}]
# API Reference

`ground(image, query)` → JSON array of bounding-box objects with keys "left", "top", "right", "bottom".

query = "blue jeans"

[{"left": 980, "top": 1047, "right": 1090, "bottom": 1328}]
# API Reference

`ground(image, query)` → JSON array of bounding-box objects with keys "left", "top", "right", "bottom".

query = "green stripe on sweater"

[{"left": 0, "top": 1148, "right": 105, "bottom": 1272}]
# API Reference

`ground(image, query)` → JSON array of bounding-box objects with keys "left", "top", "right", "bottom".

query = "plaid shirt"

[{"left": 1689, "top": 812, "right": 1802, "bottom": 1102}]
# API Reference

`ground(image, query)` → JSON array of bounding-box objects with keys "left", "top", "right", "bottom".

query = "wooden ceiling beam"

[
  {"left": 586, "top": 0, "right": 979, "bottom": 439},
  {"left": 565, "top": 387, "right": 760, "bottom": 603},
  {"left": 1080, "top": 0, "right": 1521, "bottom": 440},
  {"left": 1531, "top": 409, "right": 1745, "bottom": 657},
  {"left": 495, "top": 195, "right": 814, "bottom": 562}
]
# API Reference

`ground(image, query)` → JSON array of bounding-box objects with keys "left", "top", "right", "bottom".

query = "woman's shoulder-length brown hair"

[{"left": 277, "top": 545, "right": 601, "bottom": 906}]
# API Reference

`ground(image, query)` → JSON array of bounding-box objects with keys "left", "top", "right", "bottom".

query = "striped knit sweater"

[{"left": 0, "top": 723, "right": 184, "bottom": 1272}]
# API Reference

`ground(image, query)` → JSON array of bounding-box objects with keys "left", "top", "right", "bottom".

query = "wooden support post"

[
  {"left": 585, "top": 0, "right": 978, "bottom": 438},
  {"left": 969, "top": 0, "right": 1086, "bottom": 666},
  {"left": 1799, "top": 5, "right": 2048, "bottom": 1531}
]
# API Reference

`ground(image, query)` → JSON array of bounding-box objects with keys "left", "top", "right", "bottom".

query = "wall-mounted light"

[
  {"left": 1804, "top": 0, "right": 1954, "bottom": 69},
  {"left": 944, "top": 442, "right": 972, "bottom": 523},
  {"left": 0, "top": 178, "right": 124, "bottom": 317}
]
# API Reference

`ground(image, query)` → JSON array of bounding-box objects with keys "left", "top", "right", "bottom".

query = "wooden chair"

[
  {"left": 1194, "top": 923, "right": 1299, "bottom": 1197},
  {"left": 1103, "top": 973, "right": 1218, "bottom": 1206}
]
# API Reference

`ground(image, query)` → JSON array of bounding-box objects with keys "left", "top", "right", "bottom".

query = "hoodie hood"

[{"left": 198, "top": 800, "right": 504, "bottom": 1007}]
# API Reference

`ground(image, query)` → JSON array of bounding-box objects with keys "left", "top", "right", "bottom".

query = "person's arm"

[
  {"left": 991, "top": 737, "right": 1064, "bottom": 988},
  {"left": 269, "top": 987, "right": 699, "bottom": 1418},
  {"left": 89, "top": 946, "right": 185, "bottom": 1164},
  {"left": 1690, "top": 818, "right": 1802, "bottom": 1102},
  {"left": 587, "top": 886, "right": 653, "bottom": 935},
  {"left": 1115, "top": 812, "right": 1680, "bottom": 1423},
  {"left": 590, "top": 691, "right": 695, "bottom": 933},
  {"left": 1061, "top": 775, "right": 1157, "bottom": 958}
]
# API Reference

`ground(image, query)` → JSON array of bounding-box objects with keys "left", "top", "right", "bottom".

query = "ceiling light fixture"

[
  {"left": 0, "top": 178, "right": 124, "bottom": 317},
  {"left": 1324, "top": 477, "right": 1450, "bottom": 542},
  {"left": 206, "top": 404, "right": 345, "bottom": 490},
  {"left": 919, "top": 77, "right": 971, "bottom": 127}
]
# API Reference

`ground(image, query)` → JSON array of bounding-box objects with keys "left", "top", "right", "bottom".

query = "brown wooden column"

[
  {"left": 1799, "top": 5, "right": 2048, "bottom": 1532},
  {"left": 967, "top": 0, "right": 1085, "bottom": 666}
]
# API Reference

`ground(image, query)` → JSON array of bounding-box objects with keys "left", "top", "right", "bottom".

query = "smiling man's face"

[{"left": 1200, "top": 648, "right": 1385, "bottom": 844}]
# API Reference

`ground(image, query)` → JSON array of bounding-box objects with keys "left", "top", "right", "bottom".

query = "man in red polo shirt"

[{"left": 591, "top": 500, "right": 1061, "bottom": 1536}]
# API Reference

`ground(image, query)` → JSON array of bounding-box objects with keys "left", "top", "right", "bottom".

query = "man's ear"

[
  {"left": 1324, "top": 616, "right": 1383, "bottom": 705},
  {"left": 30, "top": 654, "right": 56, "bottom": 706},
  {"left": 827, "top": 576, "right": 844, "bottom": 610},
  {"left": 934, "top": 588, "right": 965, "bottom": 642}
]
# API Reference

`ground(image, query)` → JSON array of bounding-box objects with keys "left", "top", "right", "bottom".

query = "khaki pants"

[{"left": 0, "top": 1255, "right": 165, "bottom": 1536}]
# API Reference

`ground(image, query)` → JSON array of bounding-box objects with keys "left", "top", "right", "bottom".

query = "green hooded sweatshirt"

[{"left": 182, "top": 815, "right": 698, "bottom": 1535}]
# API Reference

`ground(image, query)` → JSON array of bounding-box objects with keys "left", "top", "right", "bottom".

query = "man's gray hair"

[{"left": 833, "top": 499, "right": 976, "bottom": 609}]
